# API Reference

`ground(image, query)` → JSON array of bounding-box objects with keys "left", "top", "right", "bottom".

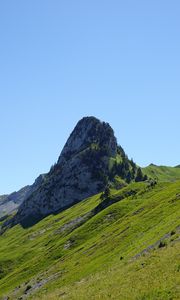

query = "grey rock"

[
  {"left": 13, "top": 116, "right": 118, "bottom": 225},
  {"left": 0, "top": 175, "right": 45, "bottom": 218}
]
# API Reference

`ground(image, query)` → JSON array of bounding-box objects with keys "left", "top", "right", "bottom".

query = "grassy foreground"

[{"left": 0, "top": 180, "right": 180, "bottom": 299}]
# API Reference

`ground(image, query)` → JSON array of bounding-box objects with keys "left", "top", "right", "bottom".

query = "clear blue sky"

[{"left": 0, "top": 1, "right": 179, "bottom": 194}]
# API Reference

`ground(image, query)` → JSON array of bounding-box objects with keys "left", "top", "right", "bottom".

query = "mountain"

[
  {"left": 10, "top": 116, "right": 141, "bottom": 227},
  {"left": 0, "top": 116, "right": 179, "bottom": 300},
  {"left": 0, "top": 174, "right": 45, "bottom": 219},
  {"left": 0, "top": 186, "right": 30, "bottom": 219},
  {"left": 143, "top": 164, "right": 180, "bottom": 182}
]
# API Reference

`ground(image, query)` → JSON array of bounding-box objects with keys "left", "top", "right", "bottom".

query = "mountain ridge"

[
  {"left": 143, "top": 164, "right": 180, "bottom": 182},
  {"left": 0, "top": 174, "right": 45, "bottom": 218}
]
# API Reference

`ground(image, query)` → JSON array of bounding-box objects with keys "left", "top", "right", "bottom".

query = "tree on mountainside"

[
  {"left": 100, "top": 186, "right": 110, "bottom": 201},
  {"left": 135, "top": 167, "right": 145, "bottom": 182},
  {"left": 126, "top": 171, "right": 132, "bottom": 184}
]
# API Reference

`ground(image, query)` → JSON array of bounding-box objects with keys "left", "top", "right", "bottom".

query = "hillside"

[
  {"left": 0, "top": 117, "right": 179, "bottom": 300},
  {"left": 143, "top": 164, "right": 180, "bottom": 182},
  {"left": 0, "top": 179, "right": 179, "bottom": 299}
]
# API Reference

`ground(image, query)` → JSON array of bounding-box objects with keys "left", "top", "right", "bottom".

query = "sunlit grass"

[{"left": 0, "top": 180, "right": 179, "bottom": 299}]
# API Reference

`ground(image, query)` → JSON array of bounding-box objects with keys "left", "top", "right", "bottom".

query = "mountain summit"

[
  {"left": 58, "top": 116, "right": 117, "bottom": 164},
  {"left": 58, "top": 117, "right": 117, "bottom": 164},
  {"left": 9, "top": 116, "right": 140, "bottom": 227},
  {"left": 12, "top": 117, "right": 118, "bottom": 225}
]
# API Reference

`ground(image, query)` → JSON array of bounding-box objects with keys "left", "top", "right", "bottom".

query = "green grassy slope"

[
  {"left": 0, "top": 180, "right": 180, "bottom": 300},
  {"left": 38, "top": 240, "right": 180, "bottom": 300},
  {"left": 143, "top": 164, "right": 180, "bottom": 182}
]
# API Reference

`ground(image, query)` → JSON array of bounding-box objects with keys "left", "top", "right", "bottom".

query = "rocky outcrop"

[
  {"left": 12, "top": 117, "right": 118, "bottom": 225},
  {"left": 0, "top": 174, "right": 45, "bottom": 218}
]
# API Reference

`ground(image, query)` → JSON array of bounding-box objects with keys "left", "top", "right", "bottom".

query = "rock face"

[
  {"left": 13, "top": 117, "right": 118, "bottom": 224},
  {"left": 0, "top": 175, "right": 45, "bottom": 218}
]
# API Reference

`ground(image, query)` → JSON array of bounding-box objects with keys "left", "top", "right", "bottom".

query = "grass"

[
  {"left": 0, "top": 179, "right": 179, "bottom": 299},
  {"left": 38, "top": 242, "right": 180, "bottom": 300},
  {"left": 143, "top": 164, "right": 180, "bottom": 182}
]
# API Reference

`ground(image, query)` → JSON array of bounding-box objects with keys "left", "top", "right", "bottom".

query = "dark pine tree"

[
  {"left": 100, "top": 186, "right": 110, "bottom": 201},
  {"left": 135, "top": 167, "right": 144, "bottom": 182}
]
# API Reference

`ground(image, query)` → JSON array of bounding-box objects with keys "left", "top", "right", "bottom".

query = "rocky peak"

[
  {"left": 58, "top": 116, "right": 117, "bottom": 165},
  {"left": 9, "top": 117, "right": 120, "bottom": 226}
]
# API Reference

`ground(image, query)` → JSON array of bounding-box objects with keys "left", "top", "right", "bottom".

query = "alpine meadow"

[{"left": 0, "top": 117, "right": 179, "bottom": 300}]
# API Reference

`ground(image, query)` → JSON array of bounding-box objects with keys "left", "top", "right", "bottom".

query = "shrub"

[
  {"left": 158, "top": 240, "right": 167, "bottom": 248},
  {"left": 25, "top": 284, "right": 32, "bottom": 293},
  {"left": 170, "top": 230, "right": 176, "bottom": 236}
]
